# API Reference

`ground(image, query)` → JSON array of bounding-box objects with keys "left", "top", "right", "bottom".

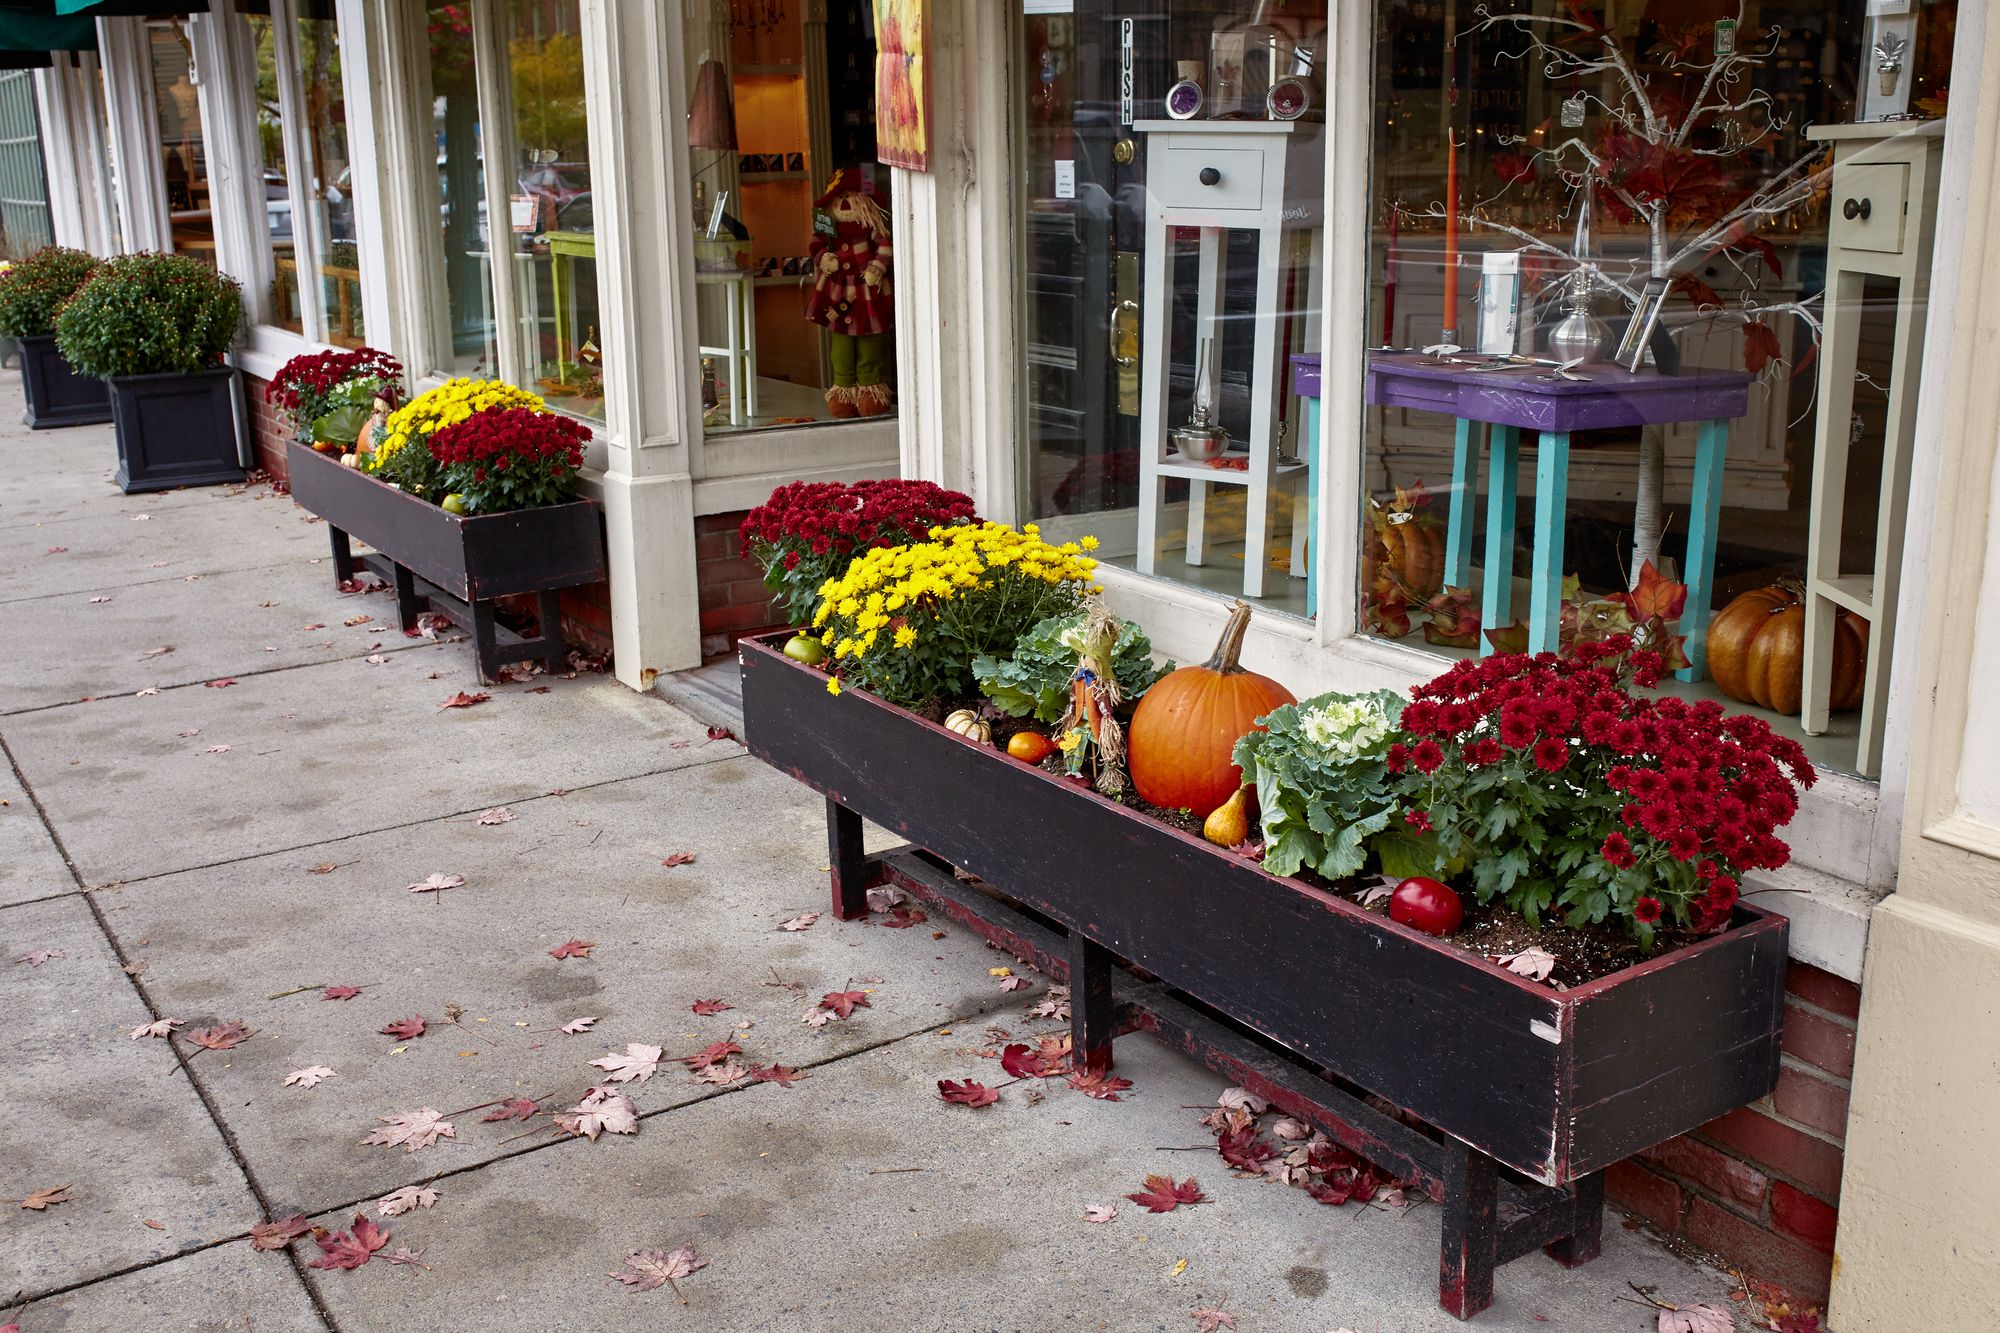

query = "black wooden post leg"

[
  {"left": 329, "top": 526, "right": 355, "bottom": 583},
  {"left": 470, "top": 597, "right": 502, "bottom": 683},
  {"left": 392, "top": 563, "right": 424, "bottom": 632},
  {"left": 1544, "top": 1170, "right": 1604, "bottom": 1269},
  {"left": 1068, "top": 930, "right": 1116, "bottom": 1074},
  {"left": 826, "top": 797, "right": 869, "bottom": 921},
  {"left": 536, "top": 589, "right": 567, "bottom": 675},
  {"left": 1438, "top": 1141, "right": 1499, "bottom": 1320}
]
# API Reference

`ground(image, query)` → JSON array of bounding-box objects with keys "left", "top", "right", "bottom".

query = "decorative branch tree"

[{"left": 1419, "top": 2, "right": 1830, "bottom": 585}]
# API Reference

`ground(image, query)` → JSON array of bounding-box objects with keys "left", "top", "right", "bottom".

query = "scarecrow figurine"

[
  {"left": 1058, "top": 599, "right": 1129, "bottom": 798},
  {"left": 806, "top": 167, "right": 894, "bottom": 418}
]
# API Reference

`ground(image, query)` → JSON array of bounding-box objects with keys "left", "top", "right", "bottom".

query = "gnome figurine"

[{"left": 805, "top": 167, "right": 894, "bottom": 418}]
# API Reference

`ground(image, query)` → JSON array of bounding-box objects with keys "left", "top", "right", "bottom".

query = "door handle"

[
  {"left": 1843, "top": 196, "right": 1872, "bottom": 221},
  {"left": 1199, "top": 166, "right": 1222, "bottom": 186},
  {"left": 1110, "top": 299, "right": 1140, "bottom": 366}
]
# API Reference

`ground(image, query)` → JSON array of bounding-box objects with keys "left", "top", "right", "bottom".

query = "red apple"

[{"left": 1390, "top": 876, "right": 1463, "bottom": 936}]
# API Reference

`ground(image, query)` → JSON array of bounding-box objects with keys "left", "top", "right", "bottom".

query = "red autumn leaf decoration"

[
  {"left": 937, "top": 1079, "right": 1000, "bottom": 1108},
  {"left": 1617, "top": 560, "right": 1687, "bottom": 624},
  {"left": 819, "top": 990, "right": 871, "bottom": 1019},
  {"left": 1743, "top": 320, "right": 1784, "bottom": 375},
  {"left": 1125, "top": 1174, "right": 1206, "bottom": 1213}
]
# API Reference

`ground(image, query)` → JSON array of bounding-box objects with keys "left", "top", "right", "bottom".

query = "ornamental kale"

[
  {"left": 266, "top": 346, "right": 403, "bottom": 442},
  {"left": 1232, "top": 689, "right": 1406, "bottom": 880},
  {"left": 972, "top": 612, "right": 1167, "bottom": 723},
  {"left": 740, "top": 479, "right": 978, "bottom": 628},
  {"left": 1384, "top": 637, "right": 1814, "bottom": 945}
]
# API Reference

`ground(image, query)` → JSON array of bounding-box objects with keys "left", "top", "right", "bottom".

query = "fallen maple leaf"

[
  {"left": 694, "top": 1061, "right": 748, "bottom": 1085},
  {"left": 362, "top": 1107, "right": 456, "bottom": 1153},
  {"left": 777, "top": 912, "right": 819, "bottom": 932},
  {"left": 303, "top": 623, "right": 325, "bottom": 631},
  {"left": 482, "top": 1097, "right": 540, "bottom": 1122},
  {"left": 661, "top": 851, "right": 697, "bottom": 867},
  {"left": 307, "top": 863, "right": 340, "bottom": 875},
  {"left": 800, "top": 1007, "right": 838, "bottom": 1028},
  {"left": 882, "top": 907, "right": 928, "bottom": 929},
  {"left": 1272, "top": 1117, "right": 1312, "bottom": 1141},
  {"left": 1217, "top": 1126, "right": 1278, "bottom": 1172},
  {"left": 284, "top": 1066, "right": 337, "bottom": 1089},
  {"left": 1217, "top": 1087, "right": 1268, "bottom": 1114},
  {"left": 560, "top": 1015, "right": 599, "bottom": 1035},
  {"left": 15, "top": 948, "right": 64, "bottom": 967},
  {"left": 135, "top": 687, "right": 160, "bottom": 697},
  {"left": 1067, "top": 1069, "right": 1134, "bottom": 1101},
  {"left": 820, "top": 990, "right": 871, "bottom": 1019},
  {"left": 187, "top": 1020, "right": 254, "bottom": 1051},
  {"left": 476, "top": 806, "right": 516, "bottom": 825},
  {"left": 364, "top": 654, "right": 390, "bottom": 665},
  {"left": 748, "top": 1064, "right": 805, "bottom": 1087},
  {"left": 1192, "top": 1309, "right": 1238, "bottom": 1332},
  {"left": 129, "top": 1018, "right": 181, "bottom": 1040},
  {"left": 202, "top": 744, "right": 234, "bottom": 755},
  {"left": 1126, "top": 1174, "right": 1206, "bottom": 1213},
  {"left": 998, "top": 975, "right": 1032, "bottom": 992},
  {"left": 549, "top": 938, "right": 596, "bottom": 960},
  {"left": 1083, "top": 1202, "right": 1118, "bottom": 1224},
  {"left": 690, "top": 998, "right": 733, "bottom": 1015},
  {"left": 309, "top": 1214, "right": 391, "bottom": 1270},
  {"left": 205, "top": 678, "right": 236, "bottom": 689},
  {"left": 1027, "top": 988, "right": 1071, "bottom": 1021},
  {"left": 383, "top": 1244, "right": 431, "bottom": 1270},
  {"left": 609, "top": 1244, "right": 707, "bottom": 1301},
  {"left": 88, "top": 595, "right": 113, "bottom": 604},
  {"left": 938, "top": 1079, "right": 999, "bottom": 1108},
  {"left": 405, "top": 872, "right": 466, "bottom": 894},
  {"left": 376, "top": 1185, "right": 438, "bottom": 1217},
  {"left": 558, "top": 1085, "right": 638, "bottom": 1140},
  {"left": 322, "top": 985, "right": 362, "bottom": 1001},
  {"left": 1497, "top": 946, "right": 1558, "bottom": 983},
  {"left": 20, "top": 1184, "right": 73, "bottom": 1211},
  {"left": 1000, "top": 1044, "right": 1061, "bottom": 1079},
  {"left": 1657, "top": 1303, "right": 1734, "bottom": 1333},
  {"left": 145, "top": 645, "right": 176, "bottom": 657},
  {"left": 1353, "top": 875, "right": 1398, "bottom": 908},
  {"left": 439, "top": 691, "right": 490, "bottom": 709},
  {"left": 865, "top": 885, "right": 908, "bottom": 913},
  {"left": 249, "top": 1214, "right": 311, "bottom": 1251},
  {"left": 343, "top": 614, "right": 371, "bottom": 626},
  {"left": 590, "top": 1043, "right": 666, "bottom": 1084},
  {"left": 682, "top": 1039, "right": 743, "bottom": 1070},
  {"left": 379, "top": 1016, "right": 427, "bottom": 1041},
  {"left": 705, "top": 725, "right": 733, "bottom": 741}
]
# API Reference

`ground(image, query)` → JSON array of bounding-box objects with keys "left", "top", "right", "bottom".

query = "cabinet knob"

[
  {"left": 1843, "top": 196, "right": 1872, "bottom": 221},
  {"left": 1199, "top": 166, "right": 1221, "bottom": 186}
]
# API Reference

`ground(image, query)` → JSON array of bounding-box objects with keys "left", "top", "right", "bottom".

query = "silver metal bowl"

[{"left": 1172, "top": 424, "right": 1230, "bottom": 462}]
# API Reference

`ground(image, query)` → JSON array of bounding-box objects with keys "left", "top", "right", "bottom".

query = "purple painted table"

[{"left": 1365, "top": 353, "right": 1753, "bottom": 679}]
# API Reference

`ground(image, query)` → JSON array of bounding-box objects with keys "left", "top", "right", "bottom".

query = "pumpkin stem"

[{"left": 1205, "top": 600, "right": 1255, "bottom": 675}]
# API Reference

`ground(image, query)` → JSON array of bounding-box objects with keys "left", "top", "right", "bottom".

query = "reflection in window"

[
  {"left": 247, "top": 14, "right": 299, "bottom": 325},
  {"left": 149, "top": 21, "right": 213, "bottom": 261},
  {"left": 427, "top": 1, "right": 496, "bottom": 379},
  {"left": 1019, "top": 2, "right": 1327, "bottom": 618},
  {"left": 682, "top": 0, "right": 891, "bottom": 434},
  {"left": 1360, "top": 0, "right": 1955, "bottom": 779},
  {"left": 296, "top": 14, "right": 359, "bottom": 345}
]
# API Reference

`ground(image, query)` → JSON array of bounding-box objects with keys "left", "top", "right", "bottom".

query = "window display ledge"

[{"left": 232, "top": 326, "right": 339, "bottom": 385}]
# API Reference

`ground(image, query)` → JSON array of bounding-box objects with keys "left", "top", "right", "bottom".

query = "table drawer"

[
  {"left": 1153, "top": 145, "right": 1267, "bottom": 213},
  {"left": 1832, "top": 160, "right": 1909, "bottom": 255}
]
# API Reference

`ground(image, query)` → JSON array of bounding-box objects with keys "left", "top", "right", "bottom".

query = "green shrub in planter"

[
  {"left": 0, "top": 246, "right": 99, "bottom": 338},
  {"left": 53, "top": 252, "right": 242, "bottom": 379}
]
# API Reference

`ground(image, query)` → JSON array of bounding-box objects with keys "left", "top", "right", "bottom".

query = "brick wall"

[
  {"left": 695, "top": 510, "right": 784, "bottom": 657},
  {"left": 1605, "top": 962, "right": 1858, "bottom": 1303},
  {"left": 240, "top": 371, "right": 293, "bottom": 482}
]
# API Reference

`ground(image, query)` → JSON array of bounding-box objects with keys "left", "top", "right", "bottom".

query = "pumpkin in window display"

[
  {"left": 1706, "top": 582, "right": 1869, "bottom": 715},
  {"left": 1363, "top": 486, "right": 1445, "bottom": 602}
]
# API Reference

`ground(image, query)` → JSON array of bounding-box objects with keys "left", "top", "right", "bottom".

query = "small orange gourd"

[
  {"left": 1128, "top": 600, "right": 1296, "bottom": 818},
  {"left": 1007, "top": 730, "right": 1058, "bottom": 764}
]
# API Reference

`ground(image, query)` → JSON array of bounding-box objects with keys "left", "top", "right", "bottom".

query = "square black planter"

[
  {"left": 108, "top": 366, "right": 245, "bottom": 493},
  {"left": 17, "top": 335, "right": 112, "bottom": 429}
]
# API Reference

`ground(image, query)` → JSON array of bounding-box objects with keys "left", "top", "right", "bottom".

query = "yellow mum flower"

[
  {"left": 1079, "top": 535, "right": 1100, "bottom": 551},
  {"left": 893, "top": 625, "right": 917, "bottom": 648},
  {"left": 826, "top": 676, "right": 842, "bottom": 696}
]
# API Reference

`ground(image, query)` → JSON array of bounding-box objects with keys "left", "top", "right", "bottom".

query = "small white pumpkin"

[{"left": 944, "top": 708, "right": 992, "bottom": 744}]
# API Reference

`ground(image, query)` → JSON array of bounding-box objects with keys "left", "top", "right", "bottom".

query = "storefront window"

[
  {"left": 1018, "top": 2, "right": 1326, "bottom": 618},
  {"left": 149, "top": 20, "right": 212, "bottom": 261},
  {"left": 427, "top": 1, "right": 497, "bottom": 379},
  {"left": 1358, "top": 0, "right": 1954, "bottom": 779},
  {"left": 296, "top": 14, "right": 357, "bottom": 344},
  {"left": 246, "top": 15, "right": 299, "bottom": 325},
  {"left": 682, "top": 1, "right": 891, "bottom": 434}
]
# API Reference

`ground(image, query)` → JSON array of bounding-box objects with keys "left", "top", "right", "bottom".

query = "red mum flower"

[
  {"left": 1532, "top": 736, "right": 1570, "bottom": 772},
  {"left": 1404, "top": 807, "right": 1432, "bottom": 834},
  {"left": 1410, "top": 740, "right": 1445, "bottom": 775},
  {"left": 1633, "top": 896, "right": 1663, "bottom": 924},
  {"left": 1600, "top": 832, "right": 1635, "bottom": 869}
]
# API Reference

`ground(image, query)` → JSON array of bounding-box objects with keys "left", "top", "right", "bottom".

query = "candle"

[{"left": 1442, "top": 132, "right": 1459, "bottom": 340}]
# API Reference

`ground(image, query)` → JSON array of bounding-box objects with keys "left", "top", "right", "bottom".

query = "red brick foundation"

[
  {"left": 241, "top": 370, "right": 294, "bottom": 483},
  {"left": 695, "top": 510, "right": 784, "bottom": 656},
  {"left": 1604, "top": 961, "right": 1858, "bottom": 1303}
]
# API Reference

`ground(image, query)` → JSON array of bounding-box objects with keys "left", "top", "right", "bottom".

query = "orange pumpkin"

[
  {"left": 1707, "top": 583, "right": 1869, "bottom": 715},
  {"left": 1127, "top": 600, "right": 1297, "bottom": 818}
]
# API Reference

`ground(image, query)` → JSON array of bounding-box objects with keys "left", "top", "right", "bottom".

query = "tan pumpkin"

[
  {"left": 943, "top": 708, "right": 992, "bottom": 744},
  {"left": 1707, "top": 582, "right": 1869, "bottom": 715},
  {"left": 1127, "top": 600, "right": 1297, "bottom": 818},
  {"left": 1364, "top": 496, "right": 1445, "bottom": 600}
]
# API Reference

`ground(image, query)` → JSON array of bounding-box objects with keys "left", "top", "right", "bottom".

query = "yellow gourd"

[{"left": 1203, "top": 788, "right": 1250, "bottom": 848}]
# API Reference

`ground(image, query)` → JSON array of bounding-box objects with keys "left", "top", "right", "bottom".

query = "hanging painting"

[{"left": 874, "top": 0, "right": 929, "bottom": 171}]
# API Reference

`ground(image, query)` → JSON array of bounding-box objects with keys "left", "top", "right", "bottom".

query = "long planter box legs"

[
  {"left": 741, "top": 633, "right": 1788, "bottom": 1320},
  {"left": 289, "top": 442, "right": 605, "bottom": 683},
  {"left": 17, "top": 335, "right": 112, "bottom": 428}
]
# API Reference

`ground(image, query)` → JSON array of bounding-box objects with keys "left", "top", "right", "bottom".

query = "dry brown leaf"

[
  {"left": 15, "top": 949, "right": 64, "bottom": 967},
  {"left": 557, "top": 1086, "right": 637, "bottom": 1140},
  {"left": 777, "top": 912, "right": 819, "bottom": 932},
  {"left": 1083, "top": 1203, "right": 1118, "bottom": 1224},
  {"left": 608, "top": 1244, "right": 706, "bottom": 1301},
  {"left": 376, "top": 1185, "right": 439, "bottom": 1217},
  {"left": 559, "top": 1015, "right": 599, "bottom": 1035},
  {"left": 20, "top": 1184, "right": 73, "bottom": 1211},
  {"left": 589, "top": 1043, "right": 666, "bottom": 1084},
  {"left": 361, "top": 1107, "right": 455, "bottom": 1153},
  {"left": 284, "top": 1066, "right": 336, "bottom": 1089},
  {"left": 405, "top": 872, "right": 466, "bottom": 894},
  {"left": 129, "top": 1018, "right": 181, "bottom": 1040}
]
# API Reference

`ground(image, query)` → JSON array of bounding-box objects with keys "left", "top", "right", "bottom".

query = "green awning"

[{"left": 0, "top": 15, "right": 95, "bottom": 52}]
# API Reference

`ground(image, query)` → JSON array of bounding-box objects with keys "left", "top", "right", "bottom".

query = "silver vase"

[{"left": 1547, "top": 268, "right": 1610, "bottom": 365}]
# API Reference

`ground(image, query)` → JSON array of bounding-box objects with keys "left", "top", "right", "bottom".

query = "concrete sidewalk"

[{"left": 0, "top": 377, "right": 1742, "bottom": 1331}]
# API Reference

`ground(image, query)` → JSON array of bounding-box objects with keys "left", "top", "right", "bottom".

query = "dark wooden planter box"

[
  {"left": 17, "top": 335, "right": 111, "bottom": 428},
  {"left": 740, "top": 634, "right": 1789, "bottom": 1318},
  {"left": 287, "top": 441, "right": 606, "bottom": 681},
  {"left": 109, "top": 366, "right": 244, "bottom": 493}
]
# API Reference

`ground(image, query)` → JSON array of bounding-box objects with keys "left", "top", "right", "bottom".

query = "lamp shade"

[{"left": 687, "top": 58, "right": 737, "bottom": 152}]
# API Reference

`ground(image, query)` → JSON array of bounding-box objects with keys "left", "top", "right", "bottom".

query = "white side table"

[
  {"left": 1134, "top": 119, "right": 1324, "bottom": 599},
  {"left": 696, "top": 270, "right": 759, "bottom": 427},
  {"left": 1800, "top": 121, "right": 1945, "bottom": 777}
]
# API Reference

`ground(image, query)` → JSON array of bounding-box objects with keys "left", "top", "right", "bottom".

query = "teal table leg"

[
  {"left": 1676, "top": 418, "right": 1729, "bottom": 682},
  {"left": 1305, "top": 396, "right": 1319, "bottom": 619},
  {"left": 1480, "top": 425, "right": 1519, "bottom": 651},
  {"left": 1444, "top": 417, "right": 1478, "bottom": 589},
  {"left": 1527, "top": 430, "right": 1570, "bottom": 655}
]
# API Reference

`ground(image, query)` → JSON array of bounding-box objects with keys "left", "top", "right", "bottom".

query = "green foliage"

[
  {"left": 309, "top": 377, "right": 391, "bottom": 447},
  {"left": 972, "top": 613, "right": 1168, "bottom": 722},
  {"left": 1231, "top": 689, "right": 1407, "bottom": 880},
  {"left": 0, "top": 246, "right": 99, "bottom": 338},
  {"left": 53, "top": 253, "right": 242, "bottom": 379}
]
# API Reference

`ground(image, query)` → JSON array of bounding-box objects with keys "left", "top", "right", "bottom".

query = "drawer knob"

[
  {"left": 1199, "top": 166, "right": 1222, "bottom": 186},
  {"left": 1843, "top": 196, "right": 1873, "bottom": 221}
]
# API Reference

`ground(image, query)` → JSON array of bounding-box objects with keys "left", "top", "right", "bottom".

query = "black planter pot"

[
  {"left": 108, "top": 366, "right": 245, "bottom": 494},
  {"left": 17, "top": 335, "right": 112, "bottom": 429}
]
